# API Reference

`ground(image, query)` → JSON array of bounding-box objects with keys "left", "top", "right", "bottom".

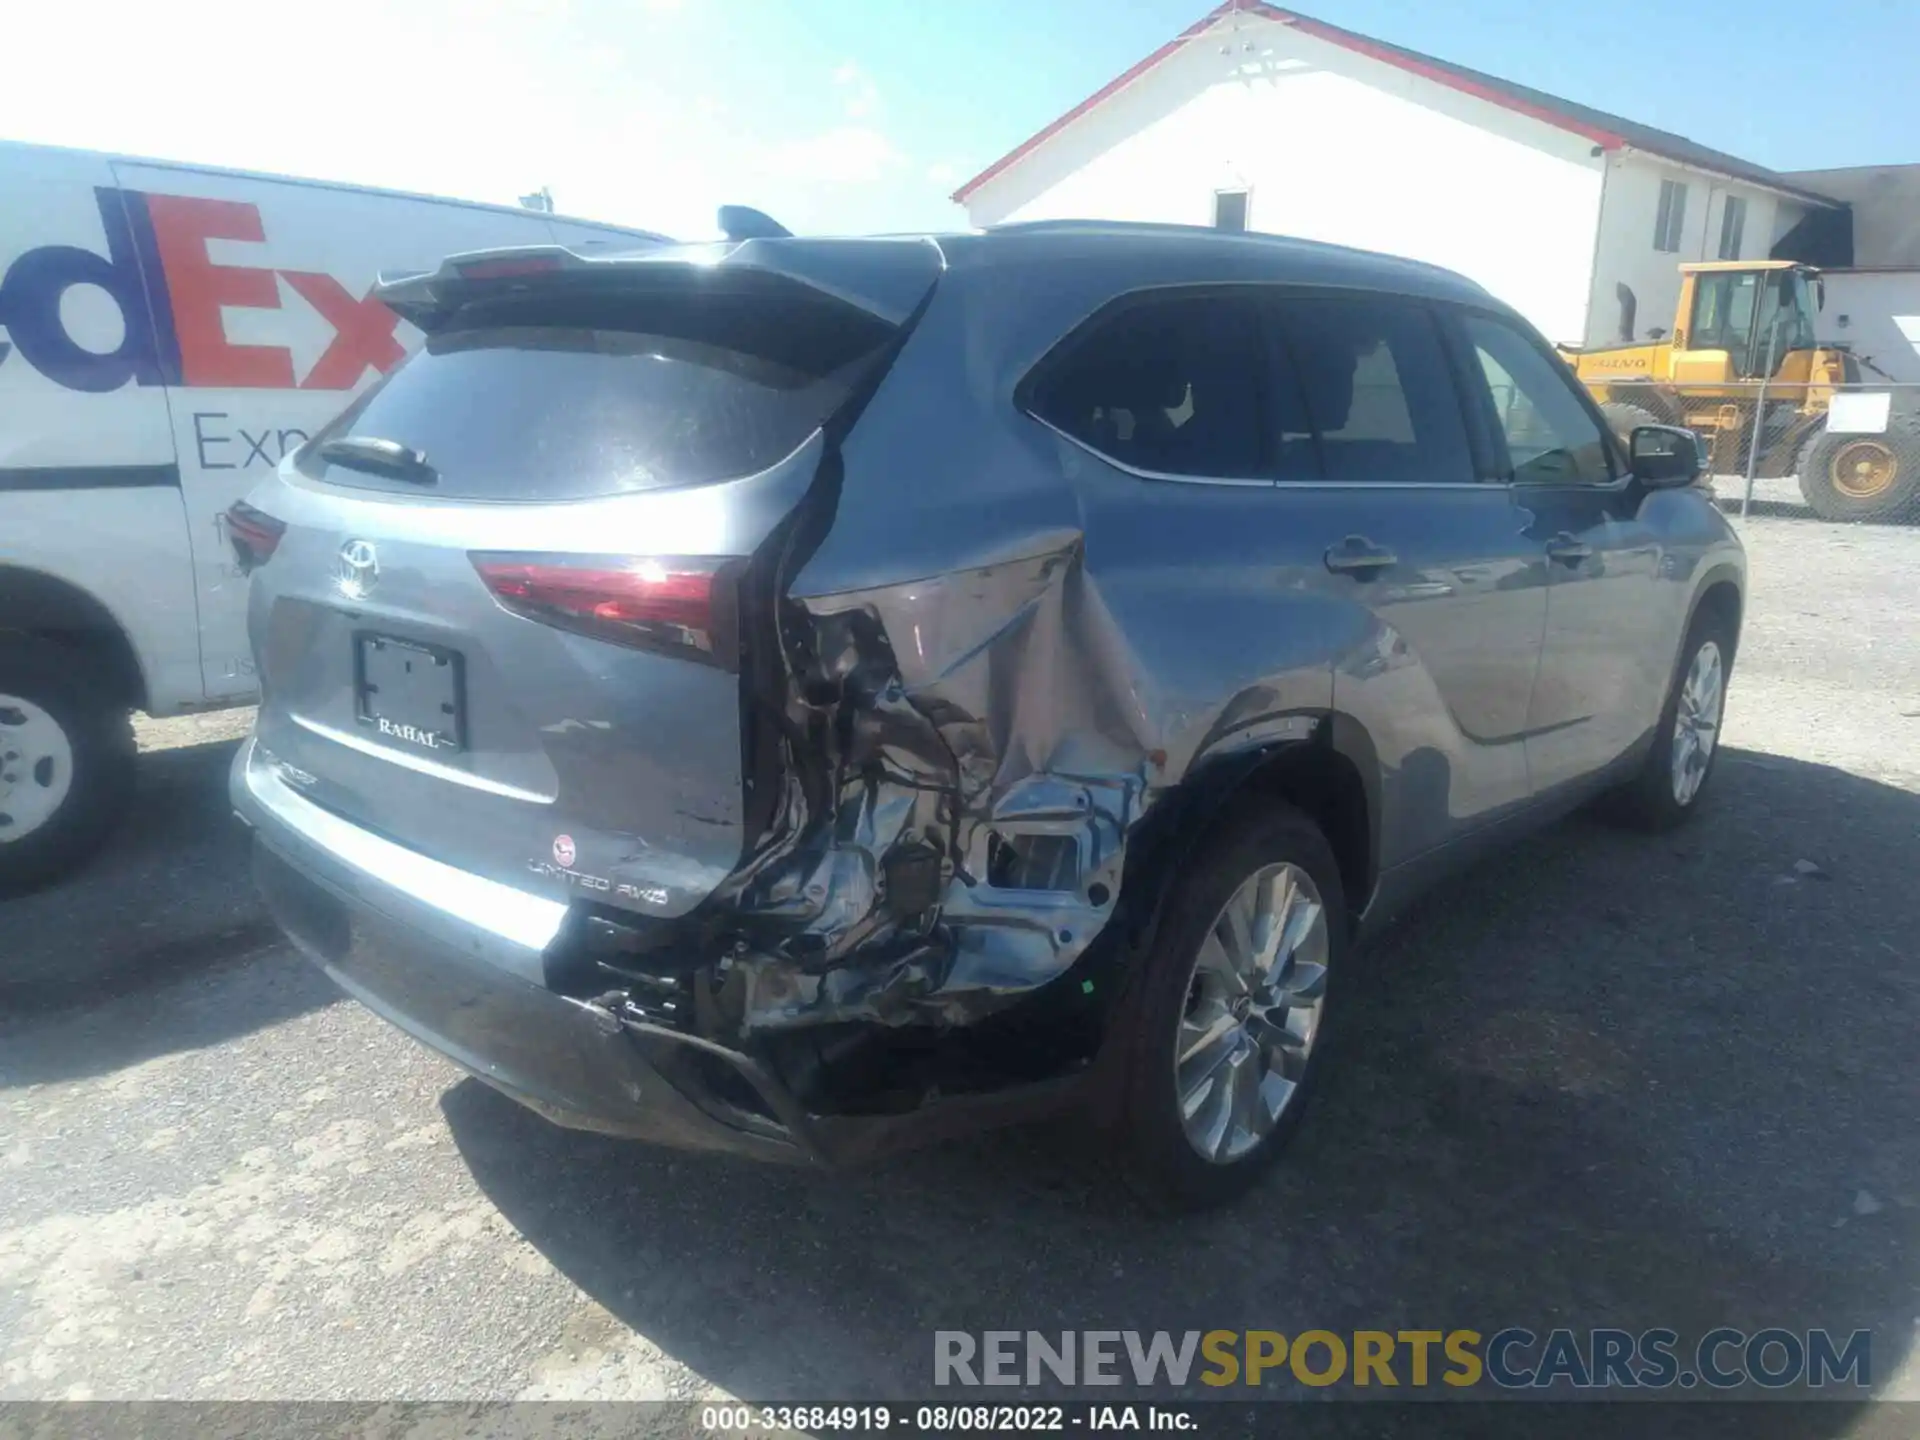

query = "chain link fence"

[{"left": 1577, "top": 380, "right": 1920, "bottom": 524}]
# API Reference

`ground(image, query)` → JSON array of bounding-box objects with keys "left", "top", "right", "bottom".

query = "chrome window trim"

[
  {"left": 1032, "top": 415, "right": 1277, "bottom": 488},
  {"left": 1032, "top": 415, "right": 1507, "bottom": 491},
  {"left": 1509, "top": 472, "right": 1636, "bottom": 496},
  {"left": 1281, "top": 480, "right": 1510, "bottom": 491}
]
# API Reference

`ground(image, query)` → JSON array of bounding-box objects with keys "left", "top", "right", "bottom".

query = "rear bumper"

[{"left": 233, "top": 740, "right": 1080, "bottom": 1164}]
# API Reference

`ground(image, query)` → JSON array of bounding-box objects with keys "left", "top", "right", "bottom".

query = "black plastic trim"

[{"left": 0, "top": 464, "right": 180, "bottom": 492}]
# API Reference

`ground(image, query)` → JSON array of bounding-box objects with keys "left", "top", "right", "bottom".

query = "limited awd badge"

[{"left": 528, "top": 836, "right": 666, "bottom": 908}]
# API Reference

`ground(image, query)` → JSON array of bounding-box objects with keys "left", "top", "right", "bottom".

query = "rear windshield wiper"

[{"left": 315, "top": 436, "right": 438, "bottom": 485}]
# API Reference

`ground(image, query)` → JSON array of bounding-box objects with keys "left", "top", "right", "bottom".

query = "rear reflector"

[
  {"left": 226, "top": 500, "right": 286, "bottom": 573},
  {"left": 472, "top": 554, "right": 741, "bottom": 668}
]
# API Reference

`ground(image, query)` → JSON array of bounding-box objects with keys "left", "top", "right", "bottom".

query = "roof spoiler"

[
  {"left": 375, "top": 244, "right": 647, "bottom": 328},
  {"left": 375, "top": 231, "right": 944, "bottom": 333},
  {"left": 718, "top": 205, "right": 791, "bottom": 241}
]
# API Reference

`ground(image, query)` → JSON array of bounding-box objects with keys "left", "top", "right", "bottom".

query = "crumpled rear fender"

[{"left": 689, "top": 259, "right": 1350, "bottom": 1040}]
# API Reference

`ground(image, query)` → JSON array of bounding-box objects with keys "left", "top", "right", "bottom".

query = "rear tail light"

[
  {"left": 472, "top": 554, "right": 741, "bottom": 669},
  {"left": 226, "top": 501, "right": 286, "bottom": 574}
]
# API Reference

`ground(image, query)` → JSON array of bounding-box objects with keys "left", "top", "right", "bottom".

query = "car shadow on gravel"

[
  {"left": 0, "top": 736, "right": 336, "bottom": 1085},
  {"left": 449, "top": 747, "right": 1918, "bottom": 1432}
]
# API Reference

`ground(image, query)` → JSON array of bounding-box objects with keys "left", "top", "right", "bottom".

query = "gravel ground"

[{"left": 2, "top": 515, "right": 1917, "bottom": 1430}]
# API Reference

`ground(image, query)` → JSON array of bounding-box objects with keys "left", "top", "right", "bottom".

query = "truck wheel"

[
  {"left": 0, "top": 636, "right": 136, "bottom": 894},
  {"left": 1113, "top": 803, "right": 1348, "bottom": 1212},
  {"left": 1598, "top": 401, "right": 1664, "bottom": 448},
  {"left": 1797, "top": 414, "right": 1920, "bottom": 522}
]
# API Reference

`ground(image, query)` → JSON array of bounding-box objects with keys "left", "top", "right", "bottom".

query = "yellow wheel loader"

[{"left": 1560, "top": 261, "right": 1918, "bottom": 521}]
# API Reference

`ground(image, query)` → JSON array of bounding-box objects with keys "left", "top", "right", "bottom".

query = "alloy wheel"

[
  {"left": 1175, "top": 861, "right": 1330, "bottom": 1163},
  {"left": 1671, "top": 640, "right": 1724, "bottom": 807}
]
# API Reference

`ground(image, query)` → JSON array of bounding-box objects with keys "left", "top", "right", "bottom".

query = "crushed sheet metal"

[{"left": 723, "top": 538, "right": 1153, "bottom": 1033}]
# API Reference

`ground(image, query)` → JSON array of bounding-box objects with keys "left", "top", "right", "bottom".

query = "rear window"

[
  {"left": 1026, "top": 293, "right": 1267, "bottom": 479},
  {"left": 299, "top": 285, "right": 894, "bottom": 500}
]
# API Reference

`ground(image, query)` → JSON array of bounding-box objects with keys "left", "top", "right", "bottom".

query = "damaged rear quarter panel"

[{"left": 725, "top": 246, "right": 1349, "bottom": 1036}]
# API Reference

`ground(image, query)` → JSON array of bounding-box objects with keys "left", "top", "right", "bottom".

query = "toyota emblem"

[
  {"left": 553, "top": 834, "right": 577, "bottom": 868},
  {"left": 336, "top": 540, "right": 379, "bottom": 599}
]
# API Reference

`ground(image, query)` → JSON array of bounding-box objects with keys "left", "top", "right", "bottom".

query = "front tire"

[
  {"left": 1602, "top": 613, "right": 1732, "bottom": 832},
  {"left": 1114, "top": 804, "right": 1348, "bottom": 1211},
  {"left": 0, "top": 636, "right": 136, "bottom": 895}
]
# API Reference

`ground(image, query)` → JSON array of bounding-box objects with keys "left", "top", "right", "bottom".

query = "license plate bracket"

[{"left": 355, "top": 633, "right": 465, "bottom": 754}]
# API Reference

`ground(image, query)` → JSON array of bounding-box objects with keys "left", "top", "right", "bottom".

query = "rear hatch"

[{"left": 239, "top": 241, "right": 938, "bottom": 919}]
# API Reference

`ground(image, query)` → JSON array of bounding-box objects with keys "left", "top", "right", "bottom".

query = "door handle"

[
  {"left": 1324, "top": 535, "right": 1398, "bottom": 579},
  {"left": 1546, "top": 534, "right": 1593, "bottom": 566}
]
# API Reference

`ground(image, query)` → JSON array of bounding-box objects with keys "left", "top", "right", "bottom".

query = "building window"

[
  {"left": 1653, "top": 178, "right": 1688, "bottom": 253},
  {"left": 1718, "top": 195, "right": 1748, "bottom": 260},
  {"left": 1213, "top": 190, "right": 1249, "bottom": 232}
]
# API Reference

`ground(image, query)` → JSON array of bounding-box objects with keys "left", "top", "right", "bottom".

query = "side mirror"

[{"left": 1629, "top": 425, "right": 1702, "bottom": 488}]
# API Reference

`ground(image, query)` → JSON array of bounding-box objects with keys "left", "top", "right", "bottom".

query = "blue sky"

[{"left": 2, "top": 0, "right": 1911, "bottom": 237}]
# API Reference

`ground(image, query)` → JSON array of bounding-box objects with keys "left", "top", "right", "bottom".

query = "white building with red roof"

[{"left": 954, "top": 0, "right": 1843, "bottom": 349}]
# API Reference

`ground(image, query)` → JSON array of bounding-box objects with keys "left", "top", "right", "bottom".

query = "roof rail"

[{"left": 982, "top": 218, "right": 1470, "bottom": 278}]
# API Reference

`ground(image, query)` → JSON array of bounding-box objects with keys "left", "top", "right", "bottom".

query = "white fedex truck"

[{"left": 0, "top": 140, "right": 662, "bottom": 890}]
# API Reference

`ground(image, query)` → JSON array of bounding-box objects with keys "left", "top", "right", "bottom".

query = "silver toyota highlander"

[{"left": 229, "top": 218, "right": 1743, "bottom": 1209}]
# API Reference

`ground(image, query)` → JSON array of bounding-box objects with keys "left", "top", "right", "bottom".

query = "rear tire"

[
  {"left": 1114, "top": 804, "right": 1348, "bottom": 1212},
  {"left": 1598, "top": 401, "right": 1664, "bottom": 449},
  {"left": 1797, "top": 413, "right": 1920, "bottom": 522},
  {"left": 1601, "top": 611, "right": 1733, "bottom": 832},
  {"left": 0, "top": 636, "right": 135, "bottom": 895}
]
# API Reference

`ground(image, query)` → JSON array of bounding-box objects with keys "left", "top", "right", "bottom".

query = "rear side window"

[
  {"left": 1028, "top": 294, "right": 1267, "bottom": 479},
  {"left": 1270, "top": 297, "right": 1475, "bottom": 484},
  {"left": 1461, "top": 315, "right": 1614, "bottom": 484},
  {"left": 300, "top": 285, "right": 893, "bottom": 500}
]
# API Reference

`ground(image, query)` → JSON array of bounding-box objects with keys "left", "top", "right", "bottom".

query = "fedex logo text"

[{"left": 0, "top": 187, "right": 405, "bottom": 394}]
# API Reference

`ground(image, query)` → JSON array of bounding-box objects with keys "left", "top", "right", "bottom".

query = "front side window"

[
  {"left": 1461, "top": 315, "right": 1613, "bottom": 485},
  {"left": 1270, "top": 297, "right": 1475, "bottom": 484},
  {"left": 1687, "top": 270, "right": 1815, "bottom": 378},
  {"left": 1691, "top": 271, "right": 1760, "bottom": 355},
  {"left": 1753, "top": 270, "right": 1817, "bottom": 362},
  {"left": 1028, "top": 293, "right": 1266, "bottom": 479}
]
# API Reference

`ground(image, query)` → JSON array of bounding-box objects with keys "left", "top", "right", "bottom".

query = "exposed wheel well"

[
  {"left": 1230, "top": 742, "right": 1372, "bottom": 926},
  {"left": 1123, "top": 735, "right": 1374, "bottom": 949},
  {"left": 1691, "top": 579, "right": 1743, "bottom": 661},
  {"left": 0, "top": 566, "right": 147, "bottom": 711}
]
